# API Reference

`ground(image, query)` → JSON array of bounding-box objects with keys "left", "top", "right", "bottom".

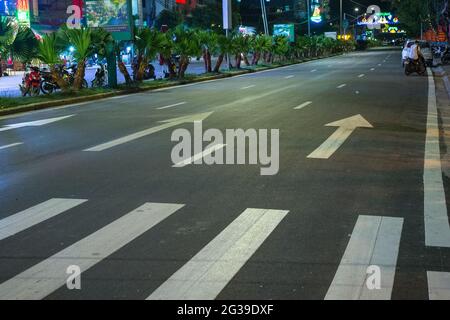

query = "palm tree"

[
  {"left": 231, "top": 34, "right": 251, "bottom": 68},
  {"left": 213, "top": 34, "right": 232, "bottom": 73},
  {"left": 198, "top": 30, "right": 218, "bottom": 73},
  {"left": 251, "top": 34, "right": 271, "bottom": 65},
  {"left": 271, "top": 35, "right": 289, "bottom": 63},
  {"left": 37, "top": 33, "right": 69, "bottom": 90},
  {"left": 172, "top": 26, "right": 202, "bottom": 79},
  {"left": 133, "top": 28, "right": 168, "bottom": 82},
  {"left": 10, "top": 27, "right": 39, "bottom": 66},
  {"left": 58, "top": 26, "right": 92, "bottom": 90},
  {"left": 0, "top": 16, "right": 15, "bottom": 76},
  {"left": 0, "top": 17, "right": 39, "bottom": 75}
]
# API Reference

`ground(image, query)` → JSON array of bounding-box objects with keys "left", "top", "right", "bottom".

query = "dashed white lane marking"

[
  {"left": 284, "top": 75, "right": 294, "bottom": 79},
  {"left": 428, "top": 271, "right": 450, "bottom": 299},
  {"left": 157, "top": 102, "right": 187, "bottom": 110},
  {"left": 325, "top": 215, "right": 403, "bottom": 300},
  {"left": 424, "top": 68, "right": 450, "bottom": 247},
  {"left": 337, "top": 84, "right": 347, "bottom": 89},
  {"left": 0, "top": 142, "right": 23, "bottom": 150},
  {"left": 311, "top": 69, "right": 317, "bottom": 73},
  {"left": 370, "top": 68, "right": 376, "bottom": 71},
  {"left": 147, "top": 208, "right": 289, "bottom": 300},
  {"left": 358, "top": 74, "right": 365, "bottom": 78},
  {"left": 355, "top": 91, "right": 360, "bottom": 94},
  {"left": 173, "top": 144, "right": 227, "bottom": 167},
  {"left": 294, "top": 101, "right": 313, "bottom": 110},
  {"left": 241, "top": 85, "right": 256, "bottom": 90},
  {"left": 378, "top": 64, "right": 382, "bottom": 66},
  {"left": 0, "top": 202, "right": 184, "bottom": 300}
]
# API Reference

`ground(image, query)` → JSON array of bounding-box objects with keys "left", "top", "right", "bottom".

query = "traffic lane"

[
  {"left": 0, "top": 52, "right": 378, "bottom": 173},
  {"left": 0, "top": 71, "right": 428, "bottom": 299},
  {"left": 349, "top": 54, "right": 438, "bottom": 299},
  {"left": 0, "top": 50, "right": 379, "bottom": 126},
  {"left": 0, "top": 50, "right": 403, "bottom": 203}
]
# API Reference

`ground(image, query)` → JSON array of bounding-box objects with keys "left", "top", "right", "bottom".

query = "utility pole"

[
  {"left": 138, "top": 0, "right": 144, "bottom": 27},
  {"left": 306, "top": 0, "right": 311, "bottom": 36},
  {"left": 340, "top": 0, "right": 343, "bottom": 36},
  {"left": 260, "top": 0, "right": 269, "bottom": 35}
]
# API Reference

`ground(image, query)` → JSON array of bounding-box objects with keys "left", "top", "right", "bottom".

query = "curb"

[{"left": 0, "top": 53, "right": 343, "bottom": 117}]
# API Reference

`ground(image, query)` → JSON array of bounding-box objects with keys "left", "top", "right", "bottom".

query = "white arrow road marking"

[
  {"left": 147, "top": 208, "right": 288, "bottom": 300},
  {"left": 0, "top": 202, "right": 184, "bottom": 300},
  {"left": 428, "top": 271, "right": 450, "bottom": 299},
  {"left": 424, "top": 69, "right": 450, "bottom": 247},
  {"left": 84, "top": 112, "right": 213, "bottom": 152},
  {"left": 294, "top": 101, "right": 313, "bottom": 110},
  {"left": 241, "top": 85, "right": 256, "bottom": 90},
  {"left": 307, "top": 114, "right": 373, "bottom": 159},
  {"left": 0, "top": 115, "right": 74, "bottom": 132},
  {"left": 337, "top": 84, "right": 347, "bottom": 89},
  {"left": 173, "top": 144, "right": 227, "bottom": 167},
  {"left": 0, "top": 198, "right": 87, "bottom": 241},
  {"left": 0, "top": 142, "right": 23, "bottom": 150},
  {"left": 325, "top": 215, "right": 403, "bottom": 300},
  {"left": 157, "top": 102, "right": 187, "bottom": 110},
  {"left": 284, "top": 75, "right": 294, "bottom": 79}
]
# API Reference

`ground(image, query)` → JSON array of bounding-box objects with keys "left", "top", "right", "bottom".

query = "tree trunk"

[
  {"left": 73, "top": 59, "right": 86, "bottom": 90},
  {"left": 235, "top": 54, "right": 241, "bottom": 69},
  {"left": 136, "top": 56, "right": 148, "bottom": 82},
  {"left": 51, "top": 66, "right": 69, "bottom": 91},
  {"left": 243, "top": 54, "right": 250, "bottom": 66},
  {"left": 202, "top": 50, "right": 208, "bottom": 73},
  {"left": 206, "top": 51, "right": 212, "bottom": 73},
  {"left": 213, "top": 54, "right": 224, "bottom": 73},
  {"left": 178, "top": 56, "right": 189, "bottom": 79},
  {"left": 118, "top": 61, "right": 133, "bottom": 85}
]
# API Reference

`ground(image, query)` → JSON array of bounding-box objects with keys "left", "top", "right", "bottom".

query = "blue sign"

[{"left": 0, "top": 0, "right": 15, "bottom": 16}]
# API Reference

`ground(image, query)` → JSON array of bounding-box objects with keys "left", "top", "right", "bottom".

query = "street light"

[{"left": 354, "top": 8, "right": 359, "bottom": 13}]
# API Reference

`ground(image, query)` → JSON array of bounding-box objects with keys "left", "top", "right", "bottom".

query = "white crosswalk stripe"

[
  {"left": 0, "top": 202, "right": 184, "bottom": 300},
  {"left": 0, "top": 198, "right": 87, "bottom": 241},
  {"left": 325, "top": 215, "right": 403, "bottom": 300},
  {"left": 147, "top": 208, "right": 288, "bottom": 300},
  {"left": 427, "top": 271, "right": 450, "bottom": 300}
]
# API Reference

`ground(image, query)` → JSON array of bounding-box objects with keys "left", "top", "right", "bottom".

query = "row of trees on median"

[{"left": 1, "top": 16, "right": 355, "bottom": 93}]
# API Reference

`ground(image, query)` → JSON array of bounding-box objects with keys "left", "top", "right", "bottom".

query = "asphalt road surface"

[{"left": 0, "top": 49, "right": 449, "bottom": 300}]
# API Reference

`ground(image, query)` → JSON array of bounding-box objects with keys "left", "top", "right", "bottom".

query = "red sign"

[{"left": 176, "top": 0, "right": 186, "bottom": 4}]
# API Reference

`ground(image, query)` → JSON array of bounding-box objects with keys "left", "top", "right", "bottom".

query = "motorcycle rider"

[{"left": 409, "top": 40, "right": 424, "bottom": 65}]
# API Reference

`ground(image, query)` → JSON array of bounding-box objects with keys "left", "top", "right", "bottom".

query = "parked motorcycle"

[
  {"left": 91, "top": 64, "right": 107, "bottom": 88},
  {"left": 441, "top": 47, "right": 450, "bottom": 65},
  {"left": 19, "top": 66, "right": 41, "bottom": 97},
  {"left": 404, "top": 57, "right": 426, "bottom": 76},
  {"left": 40, "top": 64, "right": 88, "bottom": 94}
]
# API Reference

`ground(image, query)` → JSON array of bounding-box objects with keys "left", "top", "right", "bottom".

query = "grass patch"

[{"left": 0, "top": 87, "right": 113, "bottom": 110}]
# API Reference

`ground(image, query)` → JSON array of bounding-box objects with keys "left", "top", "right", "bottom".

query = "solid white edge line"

[{"left": 424, "top": 68, "right": 450, "bottom": 247}]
